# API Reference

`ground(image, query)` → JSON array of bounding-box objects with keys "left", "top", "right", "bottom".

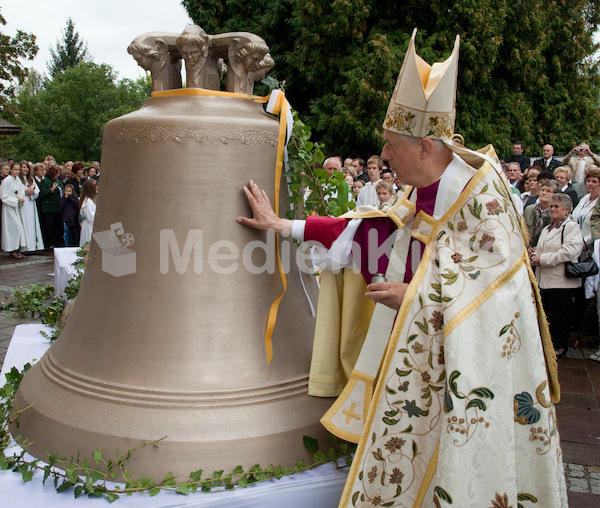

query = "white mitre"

[
  {"left": 384, "top": 28, "right": 459, "bottom": 142},
  {"left": 384, "top": 29, "right": 500, "bottom": 169}
]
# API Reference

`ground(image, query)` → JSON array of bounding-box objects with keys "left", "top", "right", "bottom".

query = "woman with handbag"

[{"left": 531, "top": 193, "right": 584, "bottom": 357}]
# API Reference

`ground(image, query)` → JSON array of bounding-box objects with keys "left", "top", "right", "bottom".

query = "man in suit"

[
  {"left": 504, "top": 141, "right": 530, "bottom": 172},
  {"left": 533, "top": 144, "right": 561, "bottom": 172},
  {"left": 562, "top": 142, "right": 600, "bottom": 183}
]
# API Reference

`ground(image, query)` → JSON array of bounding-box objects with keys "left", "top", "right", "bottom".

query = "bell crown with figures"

[{"left": 383, "top": 29, "right": 460, "bottom": 142}]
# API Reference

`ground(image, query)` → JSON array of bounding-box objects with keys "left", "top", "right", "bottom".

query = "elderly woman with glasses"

[{"left": 530, "top": 193, "right": 584, "bottom": 357}]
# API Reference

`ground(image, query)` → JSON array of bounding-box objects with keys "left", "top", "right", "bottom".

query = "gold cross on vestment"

[{"left": 342, "top": 403, "right": 361, "bottom": 425}]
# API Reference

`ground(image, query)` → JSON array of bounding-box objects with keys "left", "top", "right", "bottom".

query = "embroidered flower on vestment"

[
  {"left": 421, "top": 371, "right": 431, "bottom": 383},
  {"left": 398, "top": 380, "right": 409, "bottom": 392},
  {"left": 489, "top": 492, "right": 509, "bottom": 508},
  {"left": 367, "top": 465, "right": 378, "bottom": 483},
  {"left": 403, "top": 400, "right": 423, "bottom": 417},
  {"left": 411, "top": 342, "right": 424, "bottom": 354},
  {"left": 384, "top": 437, "right": 406, "bottom": 452},
  {"left": 389, "top": 467, "right": 404, "bottom": 484},
  {"left": 486, "top": 199, "right": 503, "bottom": 215},
  {"left": 429, "top": 310, "right": 443, "bottom": 331},
  {"left": 456, "top": 220, "right": 468, "bottom": 231},
  {"left": 479, "top": 233, "right": 495, "bottom": 252},
  {"left": 371, "top": 495, "right": 382, "bottom": 506},
  {"left": 451, "top": 252, "right": 463, "bottom": 263}
]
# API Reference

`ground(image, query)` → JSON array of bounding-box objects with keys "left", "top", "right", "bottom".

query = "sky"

[{"left": 2, "top": 0, "right": 193, "bottom": 81}]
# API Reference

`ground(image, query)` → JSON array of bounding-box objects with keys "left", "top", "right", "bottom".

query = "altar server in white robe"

[
  {"left": 79, "top": 179, "right": 97, "bottom": 247},
  {"left": 19, "top": 162, "right": 45, "bottom": 251},
  {"left": 0, "top": 163, "right": 27, "bottom": 258}
]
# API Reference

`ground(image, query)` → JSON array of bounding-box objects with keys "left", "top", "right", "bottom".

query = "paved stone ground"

[
  {"left": 0, "top": 252, "right": 53, "bottom": 367},
  {"left": 0, "top": 250, "right": 599, "bottom": 506}
]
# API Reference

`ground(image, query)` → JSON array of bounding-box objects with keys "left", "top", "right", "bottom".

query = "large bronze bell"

[{"left": 12, "top": 28, "right": 332, "bottom": 481}]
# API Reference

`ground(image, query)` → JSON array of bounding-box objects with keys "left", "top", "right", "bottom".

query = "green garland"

[
  {"left": 0, "top": 247, "right": 356, "bottom": 501},
  {"left": 1, "top": 362, "right": 354, "bottom": 501}
]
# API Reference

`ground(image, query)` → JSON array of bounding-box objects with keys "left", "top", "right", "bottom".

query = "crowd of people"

[
  {"left": 0, "top": 156, "right": 99, "bottom": 258},
  {"left": 325, "top": 141, "right": 600, "bottom": 363}
]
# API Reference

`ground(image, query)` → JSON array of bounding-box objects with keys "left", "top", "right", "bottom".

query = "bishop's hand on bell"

[{"left": 236, "top": 180, "right": 293, "bottom": 235}]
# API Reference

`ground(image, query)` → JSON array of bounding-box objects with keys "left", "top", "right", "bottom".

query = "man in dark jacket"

[{"left": 38, "top": 165, "right": 65, "bottom": 248}]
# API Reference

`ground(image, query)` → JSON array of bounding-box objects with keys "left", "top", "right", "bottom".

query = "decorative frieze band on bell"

[{"left": 127, "top": 27, "right": 275, "bottom": 95}]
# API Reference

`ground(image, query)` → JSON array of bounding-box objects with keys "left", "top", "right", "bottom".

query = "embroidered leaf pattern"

[
  {"left": 470, "top": 387, "right": 495, "bottom": 399},
  {"left": 434, "top": 486, "right": 453, "bottom": 503},
  {"left": 517, "top": 493, "right": 538, "bottom": 503},
  {"left": 514, "top": 392, "right": 541, "bottom": 425},
  {"left": 416, "top": 318, "right": 429, "bottom": 334},
  {"left": 441, "top": 270, "right": 458, "bottom": 285},
  {"left": 466, "top": 399, "right": 487, "bottom": 411},
  {"left": 469, "top": 234, "right": 477, "bottom": 250},
  {"left": 444, "top": 390, "right": 453, "bottom": 412},
  {"left": 448, "top": 371, "right": 465, "bottom": 399},
  {"left": 494, "top": 180, "right": 509, "bottom": 199},
  {"left": 468, "top": 199, "right": 482, "bottom": 219}
]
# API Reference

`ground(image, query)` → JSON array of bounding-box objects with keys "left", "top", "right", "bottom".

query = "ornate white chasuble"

[{"left": 329, "top": 151, "right": 566, "bottom": 507}]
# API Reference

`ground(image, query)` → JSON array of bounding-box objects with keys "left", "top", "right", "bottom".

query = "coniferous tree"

[
  {"left": 47, "top": 17, "right": 89, "bottom": 77},
  {"left": 182, "top": 0, "right": 600, "bottom": 157}
]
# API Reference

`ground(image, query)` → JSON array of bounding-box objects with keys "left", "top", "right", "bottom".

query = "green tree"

[
  {"left": 19, "top": 67, "right": 44, "bottom": 96},
  {"left": 1, "top": 63, "right": 148, "bottom": 161},
  {"left": 47, "top": 17, "right": 89, "bottom": 77},
  {"left": 182, "top": 0, "right": 600, "bottom": 157},
  {"left": 0, "top": 8, "right": 38, "bottom": 112}
]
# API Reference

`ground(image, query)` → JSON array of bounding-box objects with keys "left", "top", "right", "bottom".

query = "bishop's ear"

[{"left": 418, "top": 137, "right": 435, "bottom": 158}]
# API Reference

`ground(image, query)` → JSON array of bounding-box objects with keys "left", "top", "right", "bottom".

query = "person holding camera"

[{"left": 563, "top": 142, "right": 600, "bottom": 183}]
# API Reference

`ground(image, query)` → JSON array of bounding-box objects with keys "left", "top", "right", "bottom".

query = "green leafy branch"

[
  {"left": 0, "top": 283, "right": 64, "bottom": 330},
  {"left": 260, "top": 77, "right": 355, "bottom": 219},
  {"left": 0, "top": 248, "right": 85, "bottom": 342}
]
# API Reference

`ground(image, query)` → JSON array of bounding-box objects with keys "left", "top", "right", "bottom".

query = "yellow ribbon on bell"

[{"left": 263, "top": 89, "right": 291, "bottom": 364}]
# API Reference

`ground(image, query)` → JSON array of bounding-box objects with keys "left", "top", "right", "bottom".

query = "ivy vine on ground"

[
  {"left": 1, "top": 362, "right": 354, "bottom": 501},
  {"left": 0, "top": 246, "right": 356, "bottom": 500}
]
